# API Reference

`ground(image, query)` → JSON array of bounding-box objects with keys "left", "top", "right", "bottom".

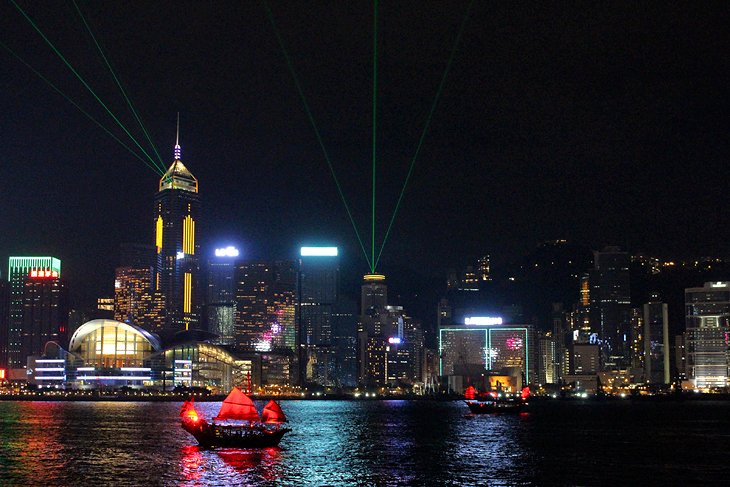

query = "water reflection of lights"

[
  {"left": 180, "top": 445, "right": 282, "bottom": 484},
  {"left": 180, "top": 445, "right": 205, "bottom": 482}
]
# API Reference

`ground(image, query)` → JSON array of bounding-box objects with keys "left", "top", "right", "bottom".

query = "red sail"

[
  {"left": 214, "top": 387, "right": 260, "bottom": 422},
  {"left": 464, "top": 386, "right": 476, "bottom": 400},
  {"left": 261, "top": 400, "right": 287, "bottom": 423}
]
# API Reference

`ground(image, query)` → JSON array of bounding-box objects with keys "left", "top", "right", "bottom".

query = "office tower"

[
  {"left": 234, "top": 260, "right": 296, "bottom": 386},
  {"left": 114, "top": 267, "right": 152, "bottom": 324},
  {"left": 235, "top": 261, "right": 296, "bottom": 352},
  {"left": 630, "top": 307, "right": 644, "bottom": 372},
  {"left": 539, "top": 331, "right": 557, "bottom": 384},
  {"left": 22, "top": 271, "right": 69, "bottom": 366},
  {"left": 568, "top": 343, "right": 600, "bottom": 374},
  {"left": 361, "top": 273, "right": 387, "bottom": 315},
  {"left": 154, "top": 131, "right": 201, "bottom": 336},
  {"left": 0, "top": 278, "right": 8, "bottom": 368},
  {"left": 386, "top": 313, "right": 424, "bottom": 385},
  {"left": 644, "top": 293, "right": 670, "bottom": 384},
  {"left": 297, "top": 247, "right": 339, "bottom": 386},
  {"left": 438, "top": 318, "right": 536, "bottom": 388},
  {"left": 332, "top": 298, "right": 358, "bottom": 387},
  {"left": 590, "top": 247, "right": 631, "bottom": 369},
  {"left": 685, "top": 282, "right": 730, "bottom": 389},
  {"left": 207, "top": 247, "right": 238, "bottom": 346},
  {"left": 7, "top": 257, "right": 61, "bottom": 368}
]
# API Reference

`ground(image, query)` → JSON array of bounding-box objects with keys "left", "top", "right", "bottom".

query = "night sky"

[{"left": 1, "top": 1, "right": 728, "bottom": 310}]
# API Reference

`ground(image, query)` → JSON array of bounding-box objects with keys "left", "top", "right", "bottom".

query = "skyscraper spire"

[{"left": 174, "top": 112, "right": 181, "bottom": 160}]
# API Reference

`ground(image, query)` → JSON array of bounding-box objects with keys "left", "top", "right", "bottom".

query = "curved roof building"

[{"left": 69, "top": 319, "right": 161, "bottom": 370}]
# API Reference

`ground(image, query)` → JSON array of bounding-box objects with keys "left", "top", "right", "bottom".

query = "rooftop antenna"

[{"left": 174, "top": 112, "right": 181, "bottom": 160}]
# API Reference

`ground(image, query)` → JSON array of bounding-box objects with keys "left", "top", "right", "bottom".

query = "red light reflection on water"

[
  {"left": 180, "top": 445, "right": 205, "bottom": 482},
  {"left": 217, "top": 447, "right": 282, "bottom": 481},
  {"left": 180, "top": 445, "right": 282, "bottom": 483}
]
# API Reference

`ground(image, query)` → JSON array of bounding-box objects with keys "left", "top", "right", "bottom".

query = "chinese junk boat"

[
  {"left": 180, "top": 387, "right": 290, "bottom": 448},
  {"left": 464, "top": 385, "right": 530, "bottom": 414}
]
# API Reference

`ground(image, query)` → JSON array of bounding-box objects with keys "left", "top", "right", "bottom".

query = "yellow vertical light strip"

[
  {"left": 182, "top": 216, "right": 187, "bottom": 255},
  {"left": 190, "top": 218, "right": 195, "bottom": 255},
  {"left": 156, "top": 216, "right": 163, "bottom": 253},
  {"left": 182, "top": 215, "right": 195, "bottom": 255},
  {"left": 184, "top": 272, "right": 192, "bottom": 314}
]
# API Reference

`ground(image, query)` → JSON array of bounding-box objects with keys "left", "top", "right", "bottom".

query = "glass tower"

[{"left": 154, "top": 133, "right": 200, "bottom": 338}]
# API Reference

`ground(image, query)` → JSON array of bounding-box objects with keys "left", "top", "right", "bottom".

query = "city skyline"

[{"left": 1, "top": 2, "right": 728, "bottom": 307}]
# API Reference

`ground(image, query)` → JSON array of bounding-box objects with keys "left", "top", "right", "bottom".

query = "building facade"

[
  {"left": 154, "top": 136, "right": 201, "bottom": 337},
  {"left": 438, "top": 318, "right": 536, "bottom": 387},
  {"left": 7, "top": 257, "right": 63, "bottom": 368},
  {"left": 206, "top": 247, "right": 238, "bottom": 346},
  {"left": 298, "top": 247, "right": 339, "bottom": 386},
  {"left": 644, "top": 294, "right": 670, "bottom": 384},
  {"left": 685, "top": 282, "right": 730, "bottom": 389}
]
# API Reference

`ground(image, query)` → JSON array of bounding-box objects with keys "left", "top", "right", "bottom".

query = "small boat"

[
  {"left": 180, "top": 387, "right": 291, "bottom": 448},
  {"left": 464, "top": 385, "right": 530, "bottom": 414}
]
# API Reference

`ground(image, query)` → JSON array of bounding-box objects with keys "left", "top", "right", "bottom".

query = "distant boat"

[
  {"left": 180, "top": 387, "right": 291, "bottom": 448},
  {"left": 464, "top": 385, "right": 530, "bottom": 414}
]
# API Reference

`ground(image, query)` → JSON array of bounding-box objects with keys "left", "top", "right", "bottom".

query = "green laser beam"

[
  {"left": 263, "top": 0, "right": 372, "bottom": 270},
  {"left": 72, "top": 0, "right": 166, "bottom": 172},
  {"left": 0, "top": 40, "right": 163, "bottom": 175},
  {"left": 371, "top": 0, "right": 378, "bottom": 273},
  {"left": 374, "top": 0, "right": 474, "bottom": 270},
  {"left": 11, "top": 0, "right": 165, "bottom": 174}
]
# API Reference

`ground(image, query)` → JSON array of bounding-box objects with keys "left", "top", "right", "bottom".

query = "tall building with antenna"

[{"left": 154, "top": 122, "right": 201, "bottom": 338}]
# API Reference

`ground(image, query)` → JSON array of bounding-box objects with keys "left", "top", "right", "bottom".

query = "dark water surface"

[{"left": 1, "top": 399, "right": 729, "bottom": 486}]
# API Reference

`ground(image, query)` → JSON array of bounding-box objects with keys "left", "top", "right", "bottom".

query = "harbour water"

[{"left": 1, "top": 399, "right": 729, "bottom": 485}]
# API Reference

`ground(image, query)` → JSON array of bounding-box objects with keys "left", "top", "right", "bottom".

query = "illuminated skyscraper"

[
  {"left": 235, "top": 261, "right": 296, "bottom": 352},
  {"left": 685, "top": 282, "right": 730, "bottom": 389},
  {"left": 6, "top": 257, "right": 65, "bottom": 368},
  {"left": 643, "top": 293, "right": 669, "bottom": 384},
  {"left": 154, "top": 129, "right": 200, "bottom": 337},
  {"left": 207, "top": 247, "right": 239, "bottom": 346},
  {"left": 114, "top": 267, "right": 152, "bottom": 324},
  {"left": 22, "top": 274, "right": 68, "bottom": 366},
  {"left": 438, "top": 318, "right": 536, "bottom": 387},
  {"left": 0, "top": 278, "right": 8, "bottom": 368},
  {"left": 590, "top": 247, "right": 631, "bottom": 368},
  {"left": 298, "top": 247, "right": 340, "bottom": 385}
]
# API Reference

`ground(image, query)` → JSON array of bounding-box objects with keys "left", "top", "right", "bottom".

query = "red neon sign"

[{"left": 29, "top": 270, "right": 58, "bottom": 279}]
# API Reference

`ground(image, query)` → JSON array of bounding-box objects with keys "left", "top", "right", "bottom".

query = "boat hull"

[
  {"left": 182, "top": 419, "right": 290, "bottom": 448},
  {"left": 465, "top": 400, "right": 523, "bottom": 414}
]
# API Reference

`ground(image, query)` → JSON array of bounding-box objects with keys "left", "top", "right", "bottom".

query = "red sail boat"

[
  {"left": 464, "top": 386, "right": 530, "bottom": 414},
  {"left": 180, "top": 388, "right": 291, "bottom": 448}
]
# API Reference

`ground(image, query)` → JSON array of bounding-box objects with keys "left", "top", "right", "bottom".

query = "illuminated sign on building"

[
  {"left": 388, "top": 337, "right": 402, "bottom": 345},
  {"left": 215, "top": 246, "right": 240, "bottom": 257},
  {"left": 300, "top": 246, "right": 338, "bottom": 257},
  {"left": 464, "top": 316, "right": 503, "bottom": 326},
  {"left": 0, "top": 369, "right": 5, "bottom": 380},
  {"left": 29, "top": 270, "right": 59, "bottom": 278}
]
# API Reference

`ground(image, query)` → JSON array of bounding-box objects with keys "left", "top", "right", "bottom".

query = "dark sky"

[{"left": 1, "top": 1, "right": 728, "bottom": 308}]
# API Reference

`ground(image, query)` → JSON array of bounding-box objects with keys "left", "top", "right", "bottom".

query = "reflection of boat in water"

[
  {"left": 464, "top": 385, "right": 530, "bottom": 414},
  {"left": 180, "top": 387, "right": 291, "bottom": 448}
]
